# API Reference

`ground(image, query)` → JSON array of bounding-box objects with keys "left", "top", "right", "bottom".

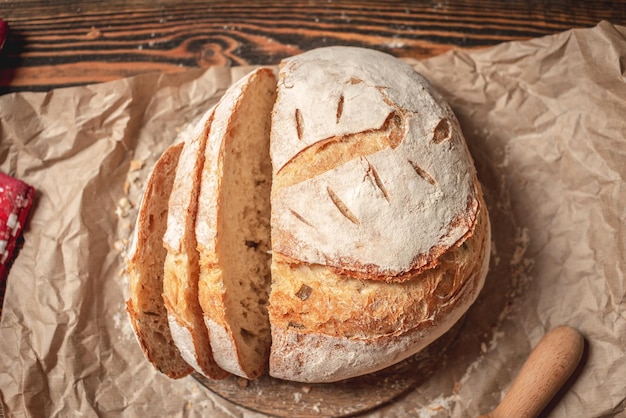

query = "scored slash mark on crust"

[
  {"left": 349, "top": 77, "right": 363, "bottom": 85},
  {"left": 433, "top": 118, "right": 451, "bottom": 144},
  {"left": 295, "top": 108, "right": 304, "bottom": 140},
  {"left": 406, "top": 118, "right": 449, "bottom": 184},
  {"left": 327, "top": 186, "right": 360, "bottom": 225},
  {"left": 336, "top": 94, "right": 345, "bottom": 124},
  {"left": 365, "top": 158, "right": 390, "bottom": 202},
  {"left": 408, "top": 159, "right": 437, "bottom": 185},
  {"left": 289, "top": 208, "right": 314, "bottom": 228}
]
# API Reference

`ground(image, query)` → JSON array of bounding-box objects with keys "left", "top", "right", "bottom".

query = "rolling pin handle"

[{"left": 479, "top": 325, "right": 585, "bottom": 418}]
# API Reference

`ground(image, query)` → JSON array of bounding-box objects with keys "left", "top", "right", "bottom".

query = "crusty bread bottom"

[
  {"left": 269, "top": 190, "right": 490, "bottom": 382},
  {"left": 198, "top": 68, "right": 277, "bottom": 379}
]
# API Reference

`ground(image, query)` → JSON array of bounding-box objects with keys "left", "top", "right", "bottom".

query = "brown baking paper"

[{"left": 0, "top": 21, "right": 624, "bottom": 418}]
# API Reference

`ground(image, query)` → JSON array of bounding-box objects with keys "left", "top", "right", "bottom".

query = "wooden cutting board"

[{"left": 194, "top": 321, "right": 462, "bottom": 417}]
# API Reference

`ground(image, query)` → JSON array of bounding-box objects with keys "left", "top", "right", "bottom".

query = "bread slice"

[
  {"left": 162, "top": 107, "right": 228, "bottom": 380},
  {"left": 126, "top": 142, "right": 192, "bottom": 379},
  {"left": 196, "top": 68, "right": 277, "bottom": 379},
  {"left": 268, "top": 46, "right": 490, "bottom": 382}
]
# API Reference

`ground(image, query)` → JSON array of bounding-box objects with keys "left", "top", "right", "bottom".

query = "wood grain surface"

[{"left": 1, "top": 0, "right": 625, "bottom": 93}]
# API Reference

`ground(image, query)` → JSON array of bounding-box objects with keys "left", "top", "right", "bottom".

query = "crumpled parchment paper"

[{"left": 0, "top": 20, "right": 624, "bottom": 418}]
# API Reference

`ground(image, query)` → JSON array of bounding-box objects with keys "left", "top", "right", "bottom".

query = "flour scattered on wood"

[
  {"left": 385, "top": 38, "right": 406, "bottom": 49},
  {"left": 293, "top": 391, "right": 302, "bottom": 403}
]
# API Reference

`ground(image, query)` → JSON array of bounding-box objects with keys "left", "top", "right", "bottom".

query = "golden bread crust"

[{"left": 269, "top": 190, "right": 490, "bottom": 382}]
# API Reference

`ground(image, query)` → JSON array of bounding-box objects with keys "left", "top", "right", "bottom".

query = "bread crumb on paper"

[
  {"left": 129, "top": 159, "right": 144, "bottom": 172},
  {"left": 115, "top": 197, "right": 133, "bottom": 218},
  {"left": 113, "top": 239, "right": 127, "bottom": 253}
]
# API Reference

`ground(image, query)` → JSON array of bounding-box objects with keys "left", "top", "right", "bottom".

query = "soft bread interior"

[
  {"left": 126, "top": 142, "right": 192, "bottom": 379},
  {"left": 198, "top": 69, "right": 277, "bottom": 378}
]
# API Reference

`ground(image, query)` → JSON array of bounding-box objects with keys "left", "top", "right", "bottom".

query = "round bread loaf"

[
  {"left": 268, "top": 46, "right": 490, "bottom": 382},
  {"left": 126, "top": 46, "right": 490, "bottom": 384}
]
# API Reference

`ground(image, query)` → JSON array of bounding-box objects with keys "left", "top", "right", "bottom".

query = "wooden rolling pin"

[{"left": 479, "top": 325, "right": 585, "bottom": 418}]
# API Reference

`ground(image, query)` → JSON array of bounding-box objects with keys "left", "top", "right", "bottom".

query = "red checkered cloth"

[{"left": 0, "top": 171, "right": 35, "bottom": 315}]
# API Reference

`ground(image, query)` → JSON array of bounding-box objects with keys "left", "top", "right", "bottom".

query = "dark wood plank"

[{"left": 1, "top": 0, "right": 625, "bottom": 92}]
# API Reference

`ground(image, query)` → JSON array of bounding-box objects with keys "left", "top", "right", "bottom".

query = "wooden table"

[
  {"left": 0, "top": 1, "right": 624, "bottom": 417},
  {"left": 1, "top": 0, "right": 625, "bottom": 94}
]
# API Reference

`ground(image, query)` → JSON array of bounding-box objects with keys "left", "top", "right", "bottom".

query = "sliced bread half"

[{"left": 267, "top": 46, "right": 490, "bottom": 382}]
